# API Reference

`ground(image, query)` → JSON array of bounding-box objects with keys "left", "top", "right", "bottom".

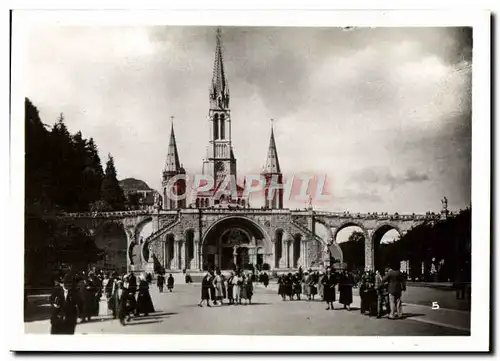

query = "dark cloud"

[
  {"left": 349, "top": 167, "right": 430, "bottom": 190},
  {"left": 335, "top": 188, "right": 383, "bottom": 203}
]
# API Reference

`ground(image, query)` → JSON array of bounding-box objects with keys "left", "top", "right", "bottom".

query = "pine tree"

[
  {"left": 101, "top": 154, "right": 126, "bottom": 210},
  {"left": 25, "top": 98, "right": 51, "bottom": 212},
  {"left": 50, "top": 113, "right": 75, "bottom": 210},
  {"left": 83, "top": 138, "right": 104, "bottom": 208}
]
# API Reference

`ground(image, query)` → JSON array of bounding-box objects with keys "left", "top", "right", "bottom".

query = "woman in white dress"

[
  {"left": 213, "top": 270, "right": 224, "bottom": 305},
  {"left": 232, "top": 271, "right": 243, "bottom": 305}
]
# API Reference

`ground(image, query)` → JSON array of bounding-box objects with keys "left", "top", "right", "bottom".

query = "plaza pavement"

[{"left": 25, "top": 283, "right": 469, "bottom": 336}]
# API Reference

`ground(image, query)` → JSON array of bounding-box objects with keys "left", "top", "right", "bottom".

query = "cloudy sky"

[{"left": 25, "top": 26, "right": 472, "bottom": 215}]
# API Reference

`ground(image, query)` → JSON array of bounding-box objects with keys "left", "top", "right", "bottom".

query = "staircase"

[
  {"left": 143, "top": 214, "right": 181, "bottom": 244},
  {"left": 290, "top": 220, "right": 325, "bottom": 266},
  {"left": 290, "top": 220, "right": 324, "bottom": 244}
]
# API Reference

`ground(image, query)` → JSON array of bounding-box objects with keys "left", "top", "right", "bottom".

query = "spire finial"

[
  {"left": 216, "top": 27, "right": 222, "bottom": 42},
  {"left": 270, "top": 118, "right": 274, "bottom": 130},
  {"left": 170, "top": 116, "right": 174, "bottom": 127}
]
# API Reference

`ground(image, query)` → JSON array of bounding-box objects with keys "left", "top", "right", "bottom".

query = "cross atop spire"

[
  {"left": 164, "top": 117, "right": 181, "bottom": 173},
  {"left": 263, "top": 122, "right": 281, "bottom": 174},
  {"left": 210, "top": 27, "right": 229, "bottom": 110}
]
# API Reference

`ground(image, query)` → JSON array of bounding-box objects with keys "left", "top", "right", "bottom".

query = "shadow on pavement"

[
  {"left": 126, "top": 320, "right": 163, "bottom": 326},
  {"left": 399, "top": 313, "right": 426, "bottom": 319},
  {"left": 133, "top": 312, "right": 178, "bottom": 320}
]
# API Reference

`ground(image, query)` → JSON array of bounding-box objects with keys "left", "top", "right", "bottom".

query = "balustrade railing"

[{"left": 60, "top": 208, "right": 441, "bottom": 221}]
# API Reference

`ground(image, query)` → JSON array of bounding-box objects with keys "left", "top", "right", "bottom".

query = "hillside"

[{"left": 119, "top": 178, "right": 151, "bottom": 194}]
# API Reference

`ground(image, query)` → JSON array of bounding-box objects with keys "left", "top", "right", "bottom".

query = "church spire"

[
  {"left": 264, "top": 119, "right": 281, "bottom": 174},
  {"left": 210, "top": 27, "right": 230, "bottom": 110},
  {"left": 164, "top": 116, "right": 181, "bottom": 173}
]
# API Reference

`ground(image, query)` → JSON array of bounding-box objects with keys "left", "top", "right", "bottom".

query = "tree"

[
  {"left": 55, "top": 224, "right": 103, "bottom": 270},
  {"left": 348, "top": 231, "right": 365, "bottom": 243},
  {"left": 101, "top": 154, "right": 126, "bottom": 210},
  {"left": 25, "top": 98, "right": 52, "bottom": 213},
  {"left": 397, "top": 208, "right": 471, "bottom": 281},
  {"left": 89, "top": 200, "right": 112, "bottom": 212},
  {"left": 83, "top": 138, "right": 105, "bottom": 209},
  {"left": 340, "top": 231, "right": 365, "bottom": 271},
  {"left": 127, "top": 192, "right": 141, "bottom": 210}
]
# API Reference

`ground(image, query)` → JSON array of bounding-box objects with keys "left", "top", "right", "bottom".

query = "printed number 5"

[{"left": 432, "top": 301, "right": 440, "bottom": 310}]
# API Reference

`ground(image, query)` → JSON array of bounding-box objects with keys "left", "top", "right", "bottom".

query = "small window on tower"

[
  {"left": 220, "top": 114, "right": 225, "bottom": 140},
  {"left": 213, "top": 114, "right": 219, "bottom": 140}
]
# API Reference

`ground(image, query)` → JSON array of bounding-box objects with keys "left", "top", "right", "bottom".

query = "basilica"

[{"left": 63, "top": 29, "right": 432, "bottom": 275}]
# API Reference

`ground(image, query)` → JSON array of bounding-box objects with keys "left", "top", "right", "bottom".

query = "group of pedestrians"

[
  {"left": 277, "top": 267, "right": 354, "bottom": 310},
  {"left": 276, "top": 265, "right": 407, "bottom": 319},
  {"left": 156, "top": 273, "right": 175, "bottom": 293},
  {"left": 199, "top": 269, "right": 255, "bottom": 307},
  {"left": 49, "top": 269, "right": 156, "bottom": 334},
  {"left": 357, "top": 267, "right": 407, "bottom": 319}
]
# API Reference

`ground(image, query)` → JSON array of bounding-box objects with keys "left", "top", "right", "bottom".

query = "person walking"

[
  {"left": 226, "top": 272, "right": 235, "bottom": 305},
  {"left": 102, "top": 273, "right": 114, "bottom": 301},
  {"left": 110, "top": 280, "right": 128, "bottom": 325},
  {"left": 213, "top": 269, "right": 225, "bottom": 306},
  {"left": 317, "top": 271, "right": 325, "bottom": 301},
  {"left": 375, "top": 269, "right": 389, "bottom": 318},
  {"left": 167, "top": 274, "right": 174, "bottom": 292},
  {"left": 381, "top": 265, "right": 407, "bottom": 319},
  {"left": 293, "top": 273, "right": 302, "bottom": 300},
  {"left": 261, "top": 272, "right": 269, "bottom": 288},
  {"left": 136, "top": 273, "right": 155, "bottom": 317},
  {"left": 50, "top": 274, "right": 81, "bottom": 334},
  {"left": 302, "top": 272, "right": 310, "bottom": 299},
  {"left": 233, "top": 270, "right": 243, "bottom": 305},
  {"left": 285, "top": 273, "right": 294, "bottom": 301},
  {"left": 338, "top": 270, "right": 353, "bottom": 310},
  {"left": 157, "top": 273, "right": 165, "bottom": 293},
  {"left": 277, "top": 275, "right": 286, "bottom": 301},
  {"left": 321, "top": 267, "right": 337, "bottom": 310},
  {"left": 198, "top": 271, "right": 213, "bottom": 307}
]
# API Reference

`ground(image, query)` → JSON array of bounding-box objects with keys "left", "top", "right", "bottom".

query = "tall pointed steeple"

[
  {"left": 162, "top": 117, "right": 186, "bottom": 210},
  {"left": 210, "top": 27, "right": 230, "bottom": 110},
  {"left": 164, "top": 118, "right": 181, "bottom": 172},
  {"left": 264, "top": 120, "right": 281, "bottom": 174},
  {"left": 262, "top": 119, "right": 283, "bottom": 209}
]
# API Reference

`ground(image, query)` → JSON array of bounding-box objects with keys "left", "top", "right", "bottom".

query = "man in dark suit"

[
  {"left": 50, "top": 274, "right": 82, "bottom": 335},
  {"left": 321, "top": 267, "right": 337, "bottom": 310},
  {"left": 127, "top": 271, "right": 138, "bottom": 316},
  {"left": 381, "top": 265, "right": 407, "bottom": 319}
]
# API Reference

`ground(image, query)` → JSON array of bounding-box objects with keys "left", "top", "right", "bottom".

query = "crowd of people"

[
  {"left": 48, "top": 262, "right": 408, "bottom": 334},
  {"left": 276, "top": 266, "right": 407, "bottom": 319},
  {"left": 49, "top": 269, "right": 156, "bottom": 334},
  {"left": 198, "top": 269, "right": 259, "bottom": 307}
]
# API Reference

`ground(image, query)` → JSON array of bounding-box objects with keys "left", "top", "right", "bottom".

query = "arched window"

[
  {"left": 195, "top": 198, "right": 200, "bottom": 208},
  {"left": 220, "top": 114, "right": 225, "bottom": 140},
  {"left": 213, "top": 114, "right": 219, "bottom": 140}
]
